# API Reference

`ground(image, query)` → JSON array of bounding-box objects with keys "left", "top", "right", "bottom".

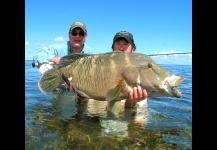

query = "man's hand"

[
  {"left": 128, "top": 86, "right": 148, "bottom": 102},
  {"left": 52, "top": 56, "right": 62, "bottom": 64},
  {"left": 64, "top": 82, "right": 76, "bottom": 93},
  {"left": 125, "top": 86, "right": 148, "bottom": 108}
]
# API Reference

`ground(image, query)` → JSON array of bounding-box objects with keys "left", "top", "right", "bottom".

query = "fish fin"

[
  {"left": 107, "top": 100, "right": 122, "bottom": 116},
  {"left": 62, "top": 74, "right": 70, "bottom": 87},
  {"left": 105, "top": 83, "right": 123, "bottom": 102},
  {"left": 74, "top": 89, "right": 90, "bottom": 99},
  {"left": 38, "top": 67, "right": 63, "bottom": 93},
  {"left": 59, "top": 53, "right": 91, "bottom": 66}
]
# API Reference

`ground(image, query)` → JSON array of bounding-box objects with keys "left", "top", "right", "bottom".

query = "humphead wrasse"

[{"left": 38, "top": 51, "right": 185, "bottom": 104}]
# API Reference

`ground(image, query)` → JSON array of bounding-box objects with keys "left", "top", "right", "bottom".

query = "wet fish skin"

[{"left": 38, "top": 51, "right": 185, "bottom": 103}]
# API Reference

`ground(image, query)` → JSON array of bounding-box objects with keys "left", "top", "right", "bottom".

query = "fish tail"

[{"left": 38, "top": 67, "right": 63, "bottom": 93}]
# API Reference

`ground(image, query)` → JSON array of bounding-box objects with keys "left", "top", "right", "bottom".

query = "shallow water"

[{"left": 25, "top": 60, "right": 192, "bottom": 150}]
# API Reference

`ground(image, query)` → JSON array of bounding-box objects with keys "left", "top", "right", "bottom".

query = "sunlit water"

[{"left": 25, "top": 60, "right": 192, "bottom": 150}]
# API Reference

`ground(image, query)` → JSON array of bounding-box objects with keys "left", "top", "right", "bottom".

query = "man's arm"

[{"left": 33, "top": 50, "right": 55, "bottom": 64}]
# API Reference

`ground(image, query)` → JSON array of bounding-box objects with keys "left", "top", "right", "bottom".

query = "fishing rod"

[
  {"left": 148, "top": 52, "right": 192, "bottom": 56},
  {"left": 32, "top": 62, "right": 55, "bottom": 68},
  {"left": 32, "top": 52, "right": 192, "bottom": 68}
]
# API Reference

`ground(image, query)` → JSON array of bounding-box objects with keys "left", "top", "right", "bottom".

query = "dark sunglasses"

[{"left": 71, "top": 31, "right": 85, "bottom": 36}]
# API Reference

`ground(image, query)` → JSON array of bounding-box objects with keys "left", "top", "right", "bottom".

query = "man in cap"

[
  {"left": 32, "top": 21, "right": 95, "bottom": 118},
  {"left": 33, "top": 21, "right": 93, "bottom": 65},
  {"left": 112, "top": 31, "right": 148, "bottom": 109},
  {"left": 112, "top": 31, "right": 136, "bottom": 52}
]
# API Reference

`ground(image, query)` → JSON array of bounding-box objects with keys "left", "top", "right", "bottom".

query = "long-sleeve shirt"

[{"left": 33, "top": 41, "right": 94, "bottom": 64}]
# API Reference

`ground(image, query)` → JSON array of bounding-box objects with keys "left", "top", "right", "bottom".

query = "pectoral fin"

[{"left": 105, "top": 83, "right": 123, "bottom": 102}]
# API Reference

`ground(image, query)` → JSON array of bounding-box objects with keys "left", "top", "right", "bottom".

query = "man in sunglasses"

[{"left": 33, "top": 21, "right": 93, "bottom": 65}]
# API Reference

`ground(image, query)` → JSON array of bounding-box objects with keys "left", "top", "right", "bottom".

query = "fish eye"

[{"left": 148, "top": 63, "right": 152, "bottom": 68}]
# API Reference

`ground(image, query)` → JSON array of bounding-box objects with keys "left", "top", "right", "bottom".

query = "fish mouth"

[{"left": 165, "top": 75, "right": 186, "bottom": 98}]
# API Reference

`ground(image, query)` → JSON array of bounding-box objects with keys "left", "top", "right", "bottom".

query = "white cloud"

[
  {"left": 54, "top": 36, "right": 65, "bottom": 42},
  {"left": 154, "top": 50, "right": 182, "bottom": 55}
]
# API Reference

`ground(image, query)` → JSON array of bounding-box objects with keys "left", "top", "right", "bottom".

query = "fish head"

[{"left": 139, "top": 62, "right": 185, "bottom": 98}]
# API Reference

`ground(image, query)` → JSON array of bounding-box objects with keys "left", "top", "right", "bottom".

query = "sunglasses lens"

[
  {"left": 79, "top": 32, "right": 84, "bottom": 36},
  {"left": 71, "top": 32, "right": 77, "bottom": 36},
  {"left": 71, "top": 31, "right": 85, "bottom": 36}
]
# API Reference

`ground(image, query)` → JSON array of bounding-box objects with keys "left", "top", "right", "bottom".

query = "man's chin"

[{"left": 74, "top": 43, "right": 82, "bottom": 47}]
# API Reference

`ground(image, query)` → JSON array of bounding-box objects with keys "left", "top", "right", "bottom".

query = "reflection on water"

[{"left": 25, "top": 91, "right": 189, "bottom": 150}]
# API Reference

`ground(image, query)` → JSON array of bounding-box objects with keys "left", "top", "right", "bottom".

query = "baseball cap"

[
  {"left": 113, "top": 31, "right": 134, "bottom": 43},
  {"left": 70, "top": 21, "right": 87, "bottom": 33}
]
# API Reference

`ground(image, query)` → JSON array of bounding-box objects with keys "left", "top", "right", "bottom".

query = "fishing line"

[{"left": 148, "top": 52, "right": 192, "bottom": 56}]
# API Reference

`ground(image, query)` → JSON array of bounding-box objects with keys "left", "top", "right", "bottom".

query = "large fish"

[{"left": 38, "top": 51, "right": 185, "bottom": 113}]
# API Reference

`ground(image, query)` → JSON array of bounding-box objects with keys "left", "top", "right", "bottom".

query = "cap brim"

[{"left": 114, "top": 36, "right": 132, "bottom": 43}]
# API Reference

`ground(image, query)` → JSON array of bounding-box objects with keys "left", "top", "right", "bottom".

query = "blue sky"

[{"left": 25, "top": 0, "right": 192, "bottom": 65}]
